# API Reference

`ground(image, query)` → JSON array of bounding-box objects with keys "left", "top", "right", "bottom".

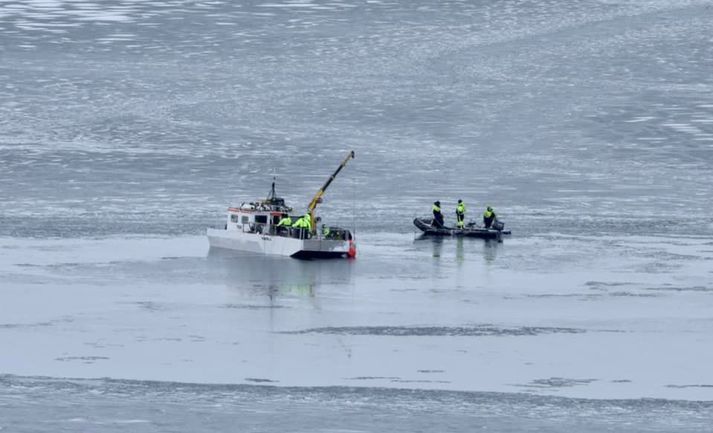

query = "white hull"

[{"left": 207, "top": 228, "right": 351, "bottom": 258}]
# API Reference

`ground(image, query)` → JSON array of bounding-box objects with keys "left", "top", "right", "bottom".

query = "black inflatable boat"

[{"left": 413, "top": 217, "right": 511, "bottom": 240}]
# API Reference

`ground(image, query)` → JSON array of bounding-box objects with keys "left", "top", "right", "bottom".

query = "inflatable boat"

[{"left": 413, "top": 217, "right": 511, "bottom": 240}]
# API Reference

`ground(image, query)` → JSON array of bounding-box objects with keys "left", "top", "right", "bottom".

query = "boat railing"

[
  {"left": 238, "top": 222, "right": 351, "bottom": 241},
  {"left": 242, "top": 223, "right": 268, "bottom": 234},
  {"left": 269, "top": 226, "right": 313, "bottom": 240}
]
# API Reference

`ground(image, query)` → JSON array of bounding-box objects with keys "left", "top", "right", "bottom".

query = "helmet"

[
  {"left": 458, "top": 199, "right": 462, "bottom": 203},
  {"left": 487, "top": 206, "right": 493, "bottom": 211},
  {"left": 435, "top": 201, "right": 440, "bottom": 206}
]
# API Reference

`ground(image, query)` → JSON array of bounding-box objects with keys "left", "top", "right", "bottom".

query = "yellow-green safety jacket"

[{"left": 294, "top": 215, "right": 312, "bottom": 230}]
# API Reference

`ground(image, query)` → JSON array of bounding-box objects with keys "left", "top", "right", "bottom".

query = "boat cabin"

[
  {"left": 226, "top": 202, "right": 290, "bottom": 235},
  {"left": 223, "top": 202, "right": 352, "bottom": 242},
  {"left": 222, "top": 181, "right": 353, "bottom": 241}
]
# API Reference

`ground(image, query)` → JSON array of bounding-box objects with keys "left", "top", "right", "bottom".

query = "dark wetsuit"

[
  {"left": 433, "top": 204, "right": 444, "bottom": 228},
  {"left": 483, "top": 210, "right": 496, "bottom": 228}
]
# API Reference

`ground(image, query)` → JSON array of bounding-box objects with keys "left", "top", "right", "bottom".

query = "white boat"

[{"left": 207, "top": 151, "right": 357, "bottom": 259}]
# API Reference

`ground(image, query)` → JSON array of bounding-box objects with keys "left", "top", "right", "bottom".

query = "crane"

[{"left": 307, "top": 150, "right": 355, "bottom": 231}]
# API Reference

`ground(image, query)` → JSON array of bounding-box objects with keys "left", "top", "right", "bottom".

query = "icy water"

[{"left": 2, "top": 0, "right": 713, "bottom": 431}]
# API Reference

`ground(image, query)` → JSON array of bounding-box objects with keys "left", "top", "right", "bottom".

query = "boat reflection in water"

[
  {"left": 415, "top": 233, "right": 502, "bottom": 266},
  {"left": 207, "top": 247, "right": 354, "bottom": 301}
]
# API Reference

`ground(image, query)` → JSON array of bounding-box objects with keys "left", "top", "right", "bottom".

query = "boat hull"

[
  {"left": 207, "top": 228, "right": 350, "bottom": 259},
  {"left": 413, "top": 218, "right": 510, "bottom": 239}
]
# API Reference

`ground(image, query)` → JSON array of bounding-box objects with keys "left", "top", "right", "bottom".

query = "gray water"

[{"left": 2, "top": 0, "right": 713, "bottom": 431}]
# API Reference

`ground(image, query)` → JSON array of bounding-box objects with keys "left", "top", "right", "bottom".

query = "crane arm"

[{"left": 307, "top": 150, "right": 355, "bottom": 228}]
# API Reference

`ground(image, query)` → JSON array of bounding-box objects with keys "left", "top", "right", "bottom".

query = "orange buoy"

[{"left": 347, "top": 240, "right": 357, "bottom": 259}]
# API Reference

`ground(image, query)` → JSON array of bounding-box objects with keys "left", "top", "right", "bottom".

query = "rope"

[{"left": 352, "top": 172, "right": 357, "bottom": 238}]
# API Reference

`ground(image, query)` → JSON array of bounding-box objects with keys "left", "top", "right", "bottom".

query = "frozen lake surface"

[
  {"left": 2, "top": 232, "right": 713, "bottom": 430},
  {"left": 2, "top": 0, "right": 713, "bottom": 431},
  {"left": 2, "top": 233, "right": 713, "bottom": 400}
]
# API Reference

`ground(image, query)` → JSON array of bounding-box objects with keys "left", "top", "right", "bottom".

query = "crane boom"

[{"left": 307, "top": 150, "right": 355, "bottom": 230}]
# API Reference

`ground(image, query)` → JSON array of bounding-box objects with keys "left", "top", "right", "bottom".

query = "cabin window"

[
  {"left": 241, "top": 216, "right": 249, "bottom": 224},
  {"left": 255, "top": 215, "right": 268, "bottom": 224},
  {"left": 230, "top": 214, "right": 239, "bottom": 223}
]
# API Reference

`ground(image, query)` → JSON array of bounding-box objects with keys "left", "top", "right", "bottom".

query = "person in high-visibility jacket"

[
  {"left": 293, "top": 213, "right": 312, "bottom": 238},
  {"left": 277, "top": 214, "right": 292, "bottom": 227},
  {"left": 455, "top": 199, "right": 466, "bottom": 229},
  {"left": 275, "top": 214, "right": 292, "bottom": 235},
  {"left": 432, "top": 201, "right": 444, "bottom": 228},
  {"left": 294, "top": 214, "right": 310, "bottom": 229},
  {"left": 291, "top": 215, "right": 305, "bottom": 237},
  {"left": 483, "top": 206, "right": 496, "bottom": 228}
]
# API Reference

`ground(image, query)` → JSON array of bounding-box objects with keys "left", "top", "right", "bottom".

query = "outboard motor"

[{"left": 493, "top": 220, "right": 505, "bottom": 231}]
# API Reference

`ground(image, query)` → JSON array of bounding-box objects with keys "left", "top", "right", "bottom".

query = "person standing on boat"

[
  {"left": 291, "top": 215, "right": 303, "bottom": 236},
  {"left": 432, "top": 201, "right": 444, "bottom": 228},
  {"left": 276, "top": 214, "right": 292, "bottom": 235},
  {"left": 303, "top": 214, "right": 313, "bottom": 237},
  {"left": 277, "top": 214, "right": 292, "bottom": 227},
  {"left": 455, "top": 199, "right": 466, "bottom": 229},
  {"left": 483, "top": 206, "right": 496, "bottom": 228},
  {"left": 293, "top": 213, "right": 312, "bottom": 238}
]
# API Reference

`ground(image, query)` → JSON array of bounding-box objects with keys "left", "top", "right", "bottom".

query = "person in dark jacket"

[{"left": 432, "top": 201, "right": 444, "bottom": 228}]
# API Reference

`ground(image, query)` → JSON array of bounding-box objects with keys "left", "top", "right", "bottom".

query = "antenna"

[{"left": 267, "top": 175, "right": 277, "bottom": 201}]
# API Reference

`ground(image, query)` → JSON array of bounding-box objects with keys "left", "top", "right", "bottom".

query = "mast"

[
  {"left": 307, "top": 150, "right": 355, "bottom": 230},
  {"left": 267, "top": 177, "right": 277, "bottom": 201},
  {"left": 263, "top": 176, "right": 289, "bottom": 211}
]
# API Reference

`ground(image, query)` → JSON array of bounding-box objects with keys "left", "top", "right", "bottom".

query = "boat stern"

[{"left": 290, "top": 238, "right": 353, "bottom": 259}]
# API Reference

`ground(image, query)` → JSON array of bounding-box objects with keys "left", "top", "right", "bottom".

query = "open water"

[{"left": 2, "top": 0, "right": 713, "bottom": 431}]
